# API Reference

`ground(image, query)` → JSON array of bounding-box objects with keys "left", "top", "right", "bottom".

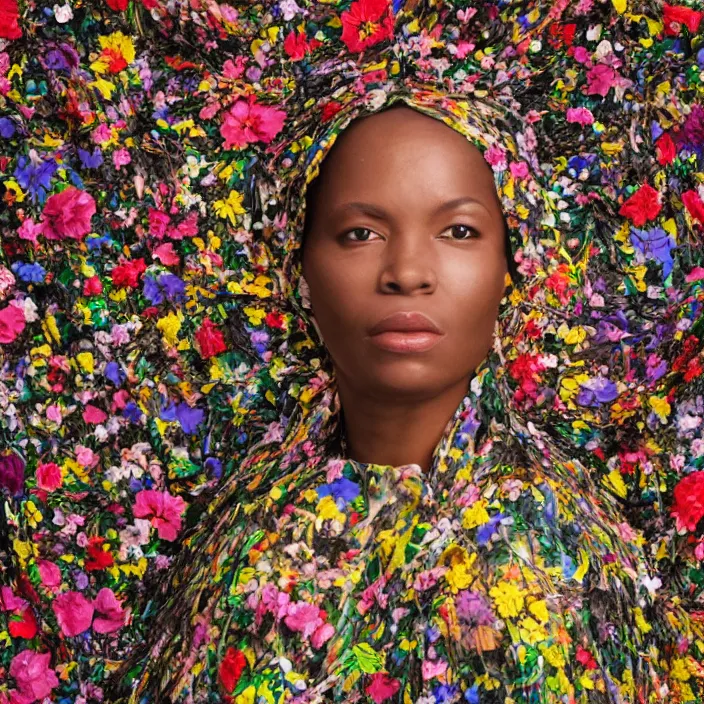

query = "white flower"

[{"left": 53, "top": 3, "right": 74, "bottom": 22}]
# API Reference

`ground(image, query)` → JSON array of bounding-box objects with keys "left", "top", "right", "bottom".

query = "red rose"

[
  {"left": 672, "top": 471, "right": 704, "bottom": 532},
  {"left": 655, "top": 133, "right": 676, "bottom": 165},
  {"left": 264, "top": 311, "right": 286, "bottom": 330},
  {"left": 106, "top": 0, "right": 129, "bottom": 9},
  {"left": 321, "top": 101, "right": 343, "bottom": 123},
  {"left": 663, "top": 3, "right": 703, "bottom": 36},
  {"left": 284, "top": 30, "right": 310, "bottom": 61},
  {"left": 219, "top": 647, "right": 247, "bottom": 693},
  {"left": 195, "top": 318, "right": 227, "bottom": 359},
  {"left": 0, "top": 0, "right": 22, "bottom": 40},
  {"left": 618, "top": 184, "right": 662, "bottom": 227}
]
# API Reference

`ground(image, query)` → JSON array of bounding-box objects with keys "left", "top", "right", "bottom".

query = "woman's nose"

[{"left": 378, "top": 235, "right": 438, "bottom": 295}]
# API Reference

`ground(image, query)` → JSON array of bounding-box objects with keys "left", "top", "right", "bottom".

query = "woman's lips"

[
  {"left": 367, "top": 330, "right": 444, "bottom": 353},
  {"left": 367, "top": 311, "right": 445, "bottom": 353}
]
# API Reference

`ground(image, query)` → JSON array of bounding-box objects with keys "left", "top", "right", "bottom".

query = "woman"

[{"left": 2, "top": 0, "right": 704, "bottom": 702}]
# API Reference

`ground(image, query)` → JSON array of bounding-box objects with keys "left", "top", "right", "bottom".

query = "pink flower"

[
  {"left": 586, "top": 64, "right": 618, "bottom": 97},
  {"left": 52, "top": 590, "right": 94, "bottom": 637},
  {"left": 421, "top": 658, "right": 448, "bottom": 680},
  {"left": 509, "top": 161, "right": 530, "bottom": 180},
  {"left": 17, "top": 218, "right": 43, "bottom": 246},
  {"left": 283, "top": 601, "right": 323, "bottom": 638},
  {"left": 220, "top": 97, "right": 286, "bottom": 150},
  {"left": 148, "top": 208, "right": 171, "bottom": 238},
  {"left": 483, "top": 144, "right": 507, "bottom": 171},
  {"left": 37, "top": 560, "right": 62, "bottom": 589},
  {"left": 566, "top": 107, "right": 594, "bottom": 125},
  {"left": 133, "top": 489, "right": 186, "bottom": 541},
  {"left": 82, "top": 404, "right": 107, "bottom": 424},
  {"left": 8, "top": 650, "right": 59, "bottom": 703},
  {"left": 0, "top": 303, "right": 25, "bottom": 344},
  {"left": 92, "top": 587, "right": 128, "bottom": 634},
  {"left": 365, "top": 672, "right": 401, "bottom": 703},
  {"left": 0, "top": 586, "right": 27, "bottom": 611},
  {"left": 40, "top": 187, "right": 96, "bottom": 240},
  {"left": 152, "top": 242, "right": 180, "bottom": 266},
  {"left": 112, "top": 147, "right": 132, "bottom": 170},
  {"left": 36, "top": 462, "right": 62, "bottom": 491},
  {"left": 311, "top": 622, "right": 335, "bottom": 648}
]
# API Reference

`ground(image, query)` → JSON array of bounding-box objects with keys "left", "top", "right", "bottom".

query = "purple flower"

[
  {"left": 678, "top": 104, "right": 704, "bottom": 152},
  {"left": 176, "top": 403, "right": 205, "bottom": 435},
  {"left": 630, "top": 227, "right": 675, "bottom": 279},
  {"left": 476, "top": 513, "right": 504, "bottom": 546},
  {"left": 104, "top": 361, "right": 125, "bottom": 386},
  {"left": 78, "top": 147, "right": 104, "bottom": 169},
  {"left": 13, "top": 154, "right": 59, "bottom": 203},
  {"left": 0, "top": 452, "right": 25, "bottom": 497},
  {"left": 577, "top": 377, "right": 619, "bottom": 407},
  {"left": 456, "top": 590, "right": 494, "bottom": 626}
]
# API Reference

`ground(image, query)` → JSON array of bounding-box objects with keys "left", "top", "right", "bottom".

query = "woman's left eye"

[{"left": 441, "top": 224, "right": 479, "bottom": 240}]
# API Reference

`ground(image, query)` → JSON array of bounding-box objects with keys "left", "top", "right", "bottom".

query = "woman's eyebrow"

[{"left": 336, "top": 197, "right": 491, "bottom": 219}]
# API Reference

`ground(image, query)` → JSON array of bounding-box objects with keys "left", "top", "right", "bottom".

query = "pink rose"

[
  {"left": 52, "top": 590, "right": 94, "bottom": 637},
  {"left": 40, "top": 187, "right": 96, "bottom": 240},
  {"left": 421, "top": 658, "right": 447, "bottom": 680},
  {"left": 0, "top": 586, "right": 27, "bottom": 611},
  {"left": 9, "top": 650, "right": 59, "bottom": 702},
  {"left": 365, "top": 672, "right": 401, "bottom": 704},
  {"left": 220, "top": 97, "right": 286, "bottom": 150},
  {"left": 0, "top": 303, "right": 25, "bottom": 344},
  {"left": 311, "top": 622, "right": 335, "bottom": 649},
  {"left": 92, "top": 587, "right": 127, "bottom": 634},
  {"left": 82, "top": 404, "right": 107, "bottom": 424},
  {"left": 566, "top": 107, "right": 595, "bottom": 125},
  {"left": 133, "top": 489, "right": 186, "bottom": 541},
  {"left": 586, "top": 64, "right": 618, "bottom": 97},
  {"left": 36, "top": 462, "right": 62, "bottom": 492}
]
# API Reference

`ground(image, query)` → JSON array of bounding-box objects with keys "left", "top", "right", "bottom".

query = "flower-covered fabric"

[{"left": 1, "top": 0, "right": 704, "bottom": 702}]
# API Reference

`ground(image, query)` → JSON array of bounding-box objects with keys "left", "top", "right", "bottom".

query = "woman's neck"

[{"left": 336, "top": 376, "right": 471, "bottom": 472}]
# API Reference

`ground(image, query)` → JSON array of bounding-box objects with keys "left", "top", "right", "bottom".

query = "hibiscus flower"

[
  {"left": 133, "top": 489, "right": 186, "bottom": 541},
  {"left": 220, "top": 96, "right": 286, "bottom": 150},
  {"left": 40, "top": 187, "right": 96, "bottom": 240}
]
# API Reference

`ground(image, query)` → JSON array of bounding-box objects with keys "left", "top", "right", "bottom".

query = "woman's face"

[{"left": 301, "top": 105, "right": 508, "bottom": 402}]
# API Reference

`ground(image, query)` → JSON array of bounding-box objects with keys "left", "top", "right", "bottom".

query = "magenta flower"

[
  {"left": 8, "top": 650, "right": 59, "bottom": 703},
  {"left": 133, "top": 489, "right": 186, "bottom": 541},
  {"left": 0, "top": 303, "right": 26, "bottom": 345},
  {"left": 283, "top": 601, "right": 323, "bottom": 639},
  {"left": 220, "top": 97, "right": 286, "bottom": 150},
  {"left": 365, "top": 672, "right": 401, "bottom": 704},
  {"left": 52, "top": 590, "right": 94, "bottom": 637},
  {"left": 40, "top": 187, "right": 96, "bottom": 240},
  {"left": 586, "top": 64, "right": 618, "bottom": 97},
  {"left": 92, "top": 587, "right": 128, "bottom": 634}
]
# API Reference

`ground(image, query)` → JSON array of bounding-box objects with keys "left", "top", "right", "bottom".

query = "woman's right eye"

[{"left": 343, "top": 228, "right": 378, "bottom": 242}]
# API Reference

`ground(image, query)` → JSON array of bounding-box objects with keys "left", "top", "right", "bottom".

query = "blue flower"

[
  {"left": 433, "top": 684, "right": 459, "bottom": 704},
  {"left": 476, "top": 512, "right": 504, "bottom": 546},
  {"left": 317, "top": 477, "right": 360, "bottom": 503},
  {"left": 104, "top": 361, "right": 125, "bottom": 386},
  {"left": 576, "top": 376, "right": 619, "bottom": 407},
  {"left": 11, "top": 261, "right": 46, "bottom": 284},
  {"left": 13, "top": 154, "right": 59, "bottom": 203},
  {"left": 464, "top": 686, "right": 480, "bottom": 704},
  {"left": 0, "top": 117, "right": 16, "bottom": 139}
]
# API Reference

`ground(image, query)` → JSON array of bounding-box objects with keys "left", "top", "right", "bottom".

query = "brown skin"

[{"left": 301, "top": 106, "right": 508, "bottom": 471}]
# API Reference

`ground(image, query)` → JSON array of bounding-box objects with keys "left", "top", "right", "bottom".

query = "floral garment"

[{"left": 111, "top": 388, "right": 704, "bottom": 704}]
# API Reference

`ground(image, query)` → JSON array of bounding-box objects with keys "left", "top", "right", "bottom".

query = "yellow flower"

[
  {"left": 90, "top": 32, "right": 136, "bottom": 74},
  {"left": 316, "top": 495, "right": 346, "bottom": 525},
  {"left": 670, "top": 658, "right": 691, "bottom": 682},
  {"left": 461, "top": 499, "right": 490, "bottom": 529},
  {"left": 243, "top": 306, "right": 267, "bottom": 326},
  {"left": 649, "top": 395, "right": 671, "bottom": 423},
  {"left": 213, "top": 190, "right": 246, "bottom": 225},
  {"left": 443, "top": 546, "right": 477, "bottom": 592},
  {"left": 489, "top": 581, "right": 526, "bottom": 619},
  {"left": 518, "top": 616, "right": 548, "bottom": 645},
  {"left": 156, "top": 311, "right": 182, "bottom": 345}
]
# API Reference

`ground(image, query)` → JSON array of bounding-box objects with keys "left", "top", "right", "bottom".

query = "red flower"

[
  {"left": 283, "top": 30, "right": 320, "bottom": 61},
  {"left": 340, "top": 0, "right": 394, "bottom": 53},
  {"left": 111, "top": 258, "right": 147, "bottom": 289},
  {"left": 0, "top": 0, "right": 22, "bottom": 40},
  {"left": 365, "top": 672, "right": 401, "bottom": 703},
  {"left": 663, "top": 3, "right": 703, "bottom": 36},
  {"left": 655, "top": 132, "right": 676, "bottom": 165},
  {"left": 106, "top": 0, "right": 129, "bottom": 9},
  {"left": 219, "top": 647, "right": 247, "bottom": 693},
  {"left": 85, "top": 537, "right": 114, "bottom": 571},
  {"left": 618, "top": 184, "right": 662, "bottom": 226},
  {"left": 576, "top": 645, "right": 598, "bottom": 670},
  {"left": 195, "top": 317, "right": 227, "bottom": 359},
  {"left": 672, "top": 471, "right": 704, "bottom": 532},
  {"left": 682, "top": 190, "right": 704, "bottom": 224},
  {"left": 264, "top": 311, "right": 286, "bottom": 330},
  {"left": 321, "top": 101, "right": 343, "bottom": 123},
  {"left": 8, "top": 605, "right": 38, "bottom": 639}
]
